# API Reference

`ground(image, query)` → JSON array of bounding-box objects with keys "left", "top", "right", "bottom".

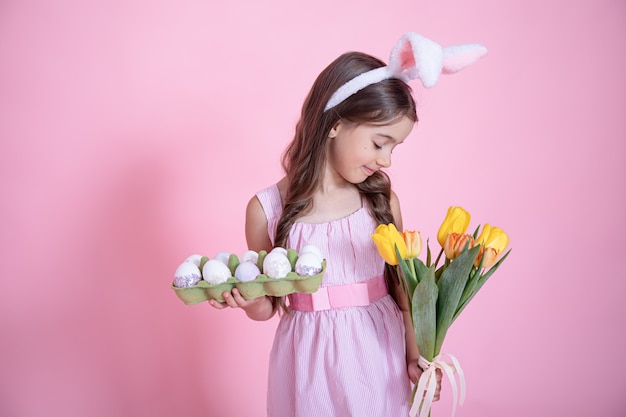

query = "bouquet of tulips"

[{"left": 371, "top": 206, "right": 510, "bottom": 417}]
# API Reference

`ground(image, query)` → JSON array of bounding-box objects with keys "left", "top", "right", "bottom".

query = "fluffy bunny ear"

[
  {"left": 442, "top": 44, "right": 488, "bottom": 74},
  {"left": 388, "top": 32, "right": 445, "bottom": 88},
  {"left": 324, "top": 32, "right": 488, "bottom": 111}
]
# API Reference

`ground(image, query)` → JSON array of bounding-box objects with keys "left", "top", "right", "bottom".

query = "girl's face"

[{"left": 327, "top": 115, "right": 414, "bottom": 184}]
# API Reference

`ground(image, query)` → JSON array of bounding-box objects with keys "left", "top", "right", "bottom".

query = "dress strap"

[
  {"left": 255, "top": 184, "right": 283, "bottom": 245},
  {"left": 288, "top": 275, "right": 388, "bottom": 311}
]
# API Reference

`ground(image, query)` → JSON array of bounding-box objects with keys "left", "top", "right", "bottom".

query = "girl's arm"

[
  {"left": 207, "top": 195, "right": 277, "bottom": 321},
  {"left": 390, "top": 191, "right": 422, "bottom": 383},
  {"left": 391, "top": 191, "right": 442, "bottom": 398}
]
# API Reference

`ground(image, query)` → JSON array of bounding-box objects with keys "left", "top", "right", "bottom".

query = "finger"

[
  {"left": 408, "top": 367, "right": 421, "bottom": 384},
  {"left": 208, "top": 298, "right": 228, "bottom": 309},
  {"left": 230, "top": 288, "right": 249, "bottom": 306},
  {"left": 221, "top": 291, "right": 239, "bottom": 308}
]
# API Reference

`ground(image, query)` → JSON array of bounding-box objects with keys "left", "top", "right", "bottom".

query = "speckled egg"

[
  {"left": 213, "top": 251, "right": 230, "bottom": 265},
  {"left": 184, "top": 254, "right": 203, "bottom": 267},
  {"left": 295, "top": 252, "right": 323, "bottom": 276},
  {"left": 262, "top": 251, "right": 292, "bottom": 279},
  {"left": 235, "top": 261, "right": 261, "bottom": 282},
  {"left": 202, "top": 259, "right": 232, "bottom": 284},
  {"left": 173, "top": 261, "right": 202, "bottom": 287},
  {"left": 241, "top": 250, "right": 259, "bottom": 264}
]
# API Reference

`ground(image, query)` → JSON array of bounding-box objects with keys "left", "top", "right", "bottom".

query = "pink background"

[{"left": 1, "top": 0, "right": 624, "bottom": 416}]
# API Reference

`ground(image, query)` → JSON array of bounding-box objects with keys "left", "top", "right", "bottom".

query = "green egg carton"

[{"left": 172, "top": 259, "right": 326, "bottom": 305}]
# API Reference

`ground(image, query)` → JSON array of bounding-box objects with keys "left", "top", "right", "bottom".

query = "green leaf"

[
  {"left": 426, "top": 239, "right": 432, "bottom": 267},
  {"left": 396, "top": 246, "right": 413, "bottom": 283},
  {"left": 453, "top": 248, "right": 512, "bottom": 320},
  {"left": 434, "top": 245, "right": 480, "bottom": 354},
  {"left": 452, "top": 271, "right": 480, "bottom": 323},
  {"left": 413, "top": 258, "right": 428, "bottom": 287},
  {"left": 413, "top": 266, "right": 438, "bottom": 361},
  {"left": 435, "top": 261, "right": 447, "bottom": 282}
]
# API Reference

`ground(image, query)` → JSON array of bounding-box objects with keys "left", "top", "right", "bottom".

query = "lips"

[{"left": 363, "top": 166, "right": 376, "bottom": 176}]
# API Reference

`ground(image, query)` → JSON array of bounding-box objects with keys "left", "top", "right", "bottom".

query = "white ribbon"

[{"left": 409, "top": 353, "right": 466, "bottom": 417}]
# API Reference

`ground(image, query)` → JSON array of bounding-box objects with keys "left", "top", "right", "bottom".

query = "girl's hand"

[
  {"left": 407, "top": 361, "right": 442, "bottom": 401},
  {"left": 208, "top": 288, "right": 254, "bottom": 309},
  {"left": 208, "top": 289, "right": 276, "bottom": 321},
  {"left": 407, "top": 358, "right": 423, "bottom": 384}
]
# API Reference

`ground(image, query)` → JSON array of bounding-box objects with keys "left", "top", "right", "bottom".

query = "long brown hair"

[{"left": 275, "top": 51, "right": 418, "bottom": 301}]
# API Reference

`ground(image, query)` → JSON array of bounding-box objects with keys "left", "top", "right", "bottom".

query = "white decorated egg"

[
  {"left": 295, "top": 252, "right": 323, "bottom": 276},
  {"left": 262, "top": 251, "right": 292, "bottom": 279},
  {"left": 270, "top": 247, "right": 288, "bottom": 256},
  {"left": 241, "top": 250, "right": 259, "bottom": 264},
  {"left": 213, "top": 251, "right": 230, "bottom": 265},
  {"left": 299, "top": 244, "right": 323, "bottom": 262},
  {"left": 235, "top": 261, "right": 261, "bottom": 282},
  {"left": 184, "top": 254, "right": 203, "bottom": 267},
  {"left": 202, "top": 259, "right": 232, "bottom": 284},
  {"left": 173, "top": 261, "right": 202, "bottom": 287}
]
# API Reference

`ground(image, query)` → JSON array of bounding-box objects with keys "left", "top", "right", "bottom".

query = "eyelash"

[{"left": 373, "top": 142, "right": 383, "bottom": 150}]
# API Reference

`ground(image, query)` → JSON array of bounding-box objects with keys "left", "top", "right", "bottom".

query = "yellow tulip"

[
  {"left": 371, "top": 224, "right": 407, "bottom": 265},
  {"left": 403, "top": 230, "right": 422, "bottom": 259},
  {"left": 475, "top": 224, "right": 509, "bottom": 268},
  {"left": 437, "top": 206, "right": 471, "bottom": 247},
  {"left": 443, "top": 233, "right": 475, "bottom": 260}
]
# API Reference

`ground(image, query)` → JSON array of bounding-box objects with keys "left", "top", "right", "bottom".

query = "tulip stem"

[
  {"left": 397, "top": 265, "right": 413, "bottom": 320},
  {"left": 433, "top": 248, "right": 444, "bottom": 269}
]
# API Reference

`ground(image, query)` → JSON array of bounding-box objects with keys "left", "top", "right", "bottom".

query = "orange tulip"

[
  {"left": 443, "top": 233, "right": 475, "bottom": 260},
  {"left": 475, "top": 224, "right": 509, "bottom": 268},
  {"left": 403, "top": 230, "right": 422, "bottom": 259}
]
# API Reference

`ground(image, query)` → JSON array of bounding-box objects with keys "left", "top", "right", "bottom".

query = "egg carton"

[{"left": 172, "top": 260, "right": 325, "bottom": 305}]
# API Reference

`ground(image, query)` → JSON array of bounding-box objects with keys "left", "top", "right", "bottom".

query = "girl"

[{"left": 209, "top": 32, "right": 485, "bottom": 416}]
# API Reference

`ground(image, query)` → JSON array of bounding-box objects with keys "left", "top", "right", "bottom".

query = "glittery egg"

[
  {"left": 235, "top": 261, "right": 261, "bottom": 282},
  {"left": 241, "top": 250, "right": 259, "bottom": 264},
  {"left": 262, "top": 251, "right": 292, "bottom": 279},
  {"left": 202, "top": 259, "right": 232, "bottom": 284},
  {"left": 295, "top": 252, "right": 323, "bottom": 276},
  {"left": 213, "top": 251, "right": 230, "bottom": 265},
  {"left": 299, "top": 244, "right": 323, "bottom": 262},
  {"left": 173, "top": 261, "right": 202, "bottom": 287},
  {"left": 184, "top": 254, "right": 203, "bottom": 267}
]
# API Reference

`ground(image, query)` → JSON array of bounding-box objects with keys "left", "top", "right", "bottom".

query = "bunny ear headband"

[{"left": 324, "top": 32, "right": 488, "bottom": 112}]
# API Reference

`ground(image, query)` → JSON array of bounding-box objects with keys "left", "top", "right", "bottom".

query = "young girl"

[{"left": 209, "top": 32, "right": 483, "bottom": 416}]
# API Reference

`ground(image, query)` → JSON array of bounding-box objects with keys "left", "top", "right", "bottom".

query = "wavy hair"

[{"left": 275, "top": 51, "right": 417, "bottom": 303}]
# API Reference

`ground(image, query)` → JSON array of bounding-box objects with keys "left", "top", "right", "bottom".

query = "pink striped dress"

[{"left": 256, "top": 184, "right": 411, "bottom": 417}]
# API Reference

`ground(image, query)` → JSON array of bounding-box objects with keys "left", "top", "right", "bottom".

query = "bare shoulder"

[
  {"left": 245, "top": 194, "right": 272, "bottom": 252},
  {"left": 390, "top": 190, "right": 403, "bottom": 230},
  {"left": 276, "top": 177, "right": 288, "bottom": 201}
]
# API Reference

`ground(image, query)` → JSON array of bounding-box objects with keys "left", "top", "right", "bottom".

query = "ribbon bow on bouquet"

[{"left": 371, "top": 206, "right": 511, "bottom": 417}]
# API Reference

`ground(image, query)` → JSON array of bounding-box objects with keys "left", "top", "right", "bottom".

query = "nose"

[{"left": 377, "top": 151, "right": 392, "bottom": 168}]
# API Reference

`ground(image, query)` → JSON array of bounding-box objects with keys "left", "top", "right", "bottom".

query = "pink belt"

[{"left": 289, "top": 275, "right": 388, "bottom": 311}]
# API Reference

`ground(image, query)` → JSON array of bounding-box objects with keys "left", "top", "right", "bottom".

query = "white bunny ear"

[
  {"left": 388, "top": 32, "right": 444, "bottom": 87},
  {"left": 324, "top": 32, "right": 488, "bottom": 111},
  {"left": 442, "top": 44, "right": 488, "bottom": 74}
]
